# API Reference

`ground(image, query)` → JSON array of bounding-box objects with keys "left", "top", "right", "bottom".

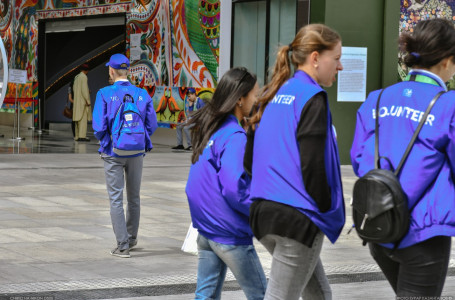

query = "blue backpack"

[{"left": 111, "top": 92, "right": 147, "bottom": 156}]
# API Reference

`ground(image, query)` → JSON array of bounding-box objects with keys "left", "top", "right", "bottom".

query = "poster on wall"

[
  {"left": 337, "top": 47, "right": 367, "bottom": 102},
  {"left": 8, "top": 69, "right": 27, "bottom": 84}
]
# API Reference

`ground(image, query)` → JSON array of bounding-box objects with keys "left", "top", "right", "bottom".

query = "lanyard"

[
  {"left": 231, "top": 114, "right": 242, "bottom": 127},
  {"left": 405, "top": 70, "right": 447, "bottom": 91},
  {"left": 407, "top": 74, "right": 439, "bottom": 86}
]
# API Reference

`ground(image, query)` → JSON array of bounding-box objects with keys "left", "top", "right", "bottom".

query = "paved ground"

[{"left": 0, "top": 124, "right": 454, "bottom": 300}]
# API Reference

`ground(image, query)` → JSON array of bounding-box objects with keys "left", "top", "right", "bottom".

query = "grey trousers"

[
  {"left": 176, "top": 122, "right": 194, "bottom": 147},
  {"left": 260, "top": 232, "right": 332, "bottom": 300},
  {"left": 102, "top": 155, "right": 143, "bottom": 250}
]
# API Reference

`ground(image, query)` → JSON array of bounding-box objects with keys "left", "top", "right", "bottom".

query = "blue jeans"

[{"left": 195, "top": 234, "right": 267, "bottom": 300}]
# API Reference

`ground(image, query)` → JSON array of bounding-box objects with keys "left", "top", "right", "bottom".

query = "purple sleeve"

[{"left": 218, "top": 132, "right": 252, "bottom": 217}]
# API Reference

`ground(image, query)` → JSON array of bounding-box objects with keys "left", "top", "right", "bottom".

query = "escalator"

[
  {"left": 45, "top": 34, "right": 125, "bottom": 99},
  {"left": 38, "top": 15, "right": 126, "bottom": 126}
]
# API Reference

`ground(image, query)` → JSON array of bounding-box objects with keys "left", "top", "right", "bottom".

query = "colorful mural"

[
  {"left": 36, "top": 2, "right": 132, "bottom": 19},
  {"left": 126, "top": 0, "right": 219, "bottom": 126},
  {"left": 0, "top": 0, "right": 219, "bottom": 124},
  {"left": 0, "top": 0, "right": 38, "bottom": 84},
  {"left": 399, "top": 0, "right": 455, "bottom": 81},
  {"left": 14, "top": 1, "right": 39, "bottom": 82},
  {"left": 0, "top": 0, "right": 13, "bottom": 64},
  {"left": 1, "top": 82, "right": 38, "bottom": 115},
  {"left": 170, "top": 0, "right": 219, "bottom": 88},
  {"left": 36, "top": 0, "right": 131, "bottom": 10},
  {"left": 127, "top": 0, "right": 164, "bottom": 87},
  {"left": 152, "top": 86, "right": 213, "bottom": 128},
  {"left": 126, "top": 0, "right": 220, "bottom": 88}
]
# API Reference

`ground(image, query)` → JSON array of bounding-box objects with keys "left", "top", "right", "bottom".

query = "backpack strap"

[
  {"left": 123, "top": 88, "right": 141, "bottom": 104},
  {"left": 394, "top": 90, "right": 445, "bottom": 176},
  {"left": 374, "top": 89, "right": 385, "bottom": 169},
  {"left": 108, "top": 84, "right": 123, "bottom": 137},
  {"left": 123, "top": 89, "right": 145, "bottom": 127}
]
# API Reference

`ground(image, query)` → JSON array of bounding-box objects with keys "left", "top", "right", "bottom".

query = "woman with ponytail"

[
  {"left": 351, "top": 18, "right": 455, "bottom": 297},
  {"left": 247, "top": 24, "right": 345, "bottom": 299},
  {"left": 185, "top": 67, "right": 267, "bottom": 300}
]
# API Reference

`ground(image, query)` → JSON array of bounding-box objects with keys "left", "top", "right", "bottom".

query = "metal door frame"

[{"left": 231, "top": 0, "right": 309, "bottom": 83}]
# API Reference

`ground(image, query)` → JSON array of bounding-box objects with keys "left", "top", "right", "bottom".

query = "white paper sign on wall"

[
  {"left": 337, "top": 47, "right": 368, "bottom": 102},
  {"left": 8, "top": 69, "right": 27, "bottom": 84}
]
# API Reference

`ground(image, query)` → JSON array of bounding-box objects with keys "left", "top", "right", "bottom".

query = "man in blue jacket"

[{"left": 93, "top": 54, "right": 158, "bottom": 258}]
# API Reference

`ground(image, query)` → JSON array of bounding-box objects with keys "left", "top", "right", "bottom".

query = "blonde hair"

[{"left": 250, "top": 24, "right": 341, "bottom": 127}]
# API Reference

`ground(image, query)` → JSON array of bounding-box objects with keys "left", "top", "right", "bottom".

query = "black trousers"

[
  {"left": 71, "top": 121, "right": 76, "bottom": 137},
  {"left": 369, "top": 236, "right": 451, "bottom": 297}
]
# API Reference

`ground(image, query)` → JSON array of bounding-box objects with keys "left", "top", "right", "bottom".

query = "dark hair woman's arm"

[{"left": 219, "top": 132, "right": 252, "bottom": 217}]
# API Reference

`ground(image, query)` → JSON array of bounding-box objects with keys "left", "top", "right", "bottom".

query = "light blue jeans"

[
  {"left": 260, "top": 232, "right": 331, "bottom": 300},
  {"left": 195, "top": 234, "right": 267, "bottom": 300}
]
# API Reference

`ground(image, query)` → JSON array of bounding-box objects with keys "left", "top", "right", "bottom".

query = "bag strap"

[
  {"left": 123, "top": 88, "right": 141, "bottom": 104},
  {"left": 394, "top": 90, "right": 445, "bottom": 176},
  {"left": 374, "top": 89, "right": 385, "bottom": 169},
  {"left": 375, "top": 89, "right": 445, "bottom": 175}
]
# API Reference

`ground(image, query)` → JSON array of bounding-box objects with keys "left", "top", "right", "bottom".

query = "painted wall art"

[
  {"left": 1, "top": 0, "right": 219, "bottom": 128},
  {"left": 399, "top": 0, "right": 455, "bottom": 82},
  {"left": 127, "top": 0, "right": 219, "bottom": 127}
]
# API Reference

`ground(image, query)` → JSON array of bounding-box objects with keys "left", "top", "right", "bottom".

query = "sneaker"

[
  {"left": 172, "top": 145, "right": 184, "bottom": 150},
  {"left": 129, "top": 240, "right": 137, "bottom": 250},
  {"left": 110, "top": 247, "right": 130, "bottom": 258},
  {"left": 185, "top": 146, "right": 192, "bottom": 151}
]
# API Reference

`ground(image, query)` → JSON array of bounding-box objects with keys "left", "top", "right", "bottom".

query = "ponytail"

[
  {"left": 250, "top": 45, "right": 292, "bottom": 128},
  {"left": 250, "top": 24, "right": 341, "bottom": 128}
]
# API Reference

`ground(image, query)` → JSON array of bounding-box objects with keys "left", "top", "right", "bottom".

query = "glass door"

[
  {"left": 231, "top": 0, "right": 306, "bottom": 85},
  {"left": 231, "top": 0, "right": 267, "bottom": 86}
]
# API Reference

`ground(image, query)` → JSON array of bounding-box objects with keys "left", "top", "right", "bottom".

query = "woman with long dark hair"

[
  {"left": 247, "top": 24, "right": 345, "bottom": 299},
  {"left": 186, "top": 67, "right": 267, "bottom": 300},
  {"left": 351, "top": 18, "right": 455, "bottom": 297}
]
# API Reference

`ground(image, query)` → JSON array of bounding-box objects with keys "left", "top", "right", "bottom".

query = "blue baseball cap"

[
  {"left": 187, "top": 87, "right": 196, "bottom": 94},
  {"left": 106, "top": 54, "right": 130, "bottom": 69}
]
